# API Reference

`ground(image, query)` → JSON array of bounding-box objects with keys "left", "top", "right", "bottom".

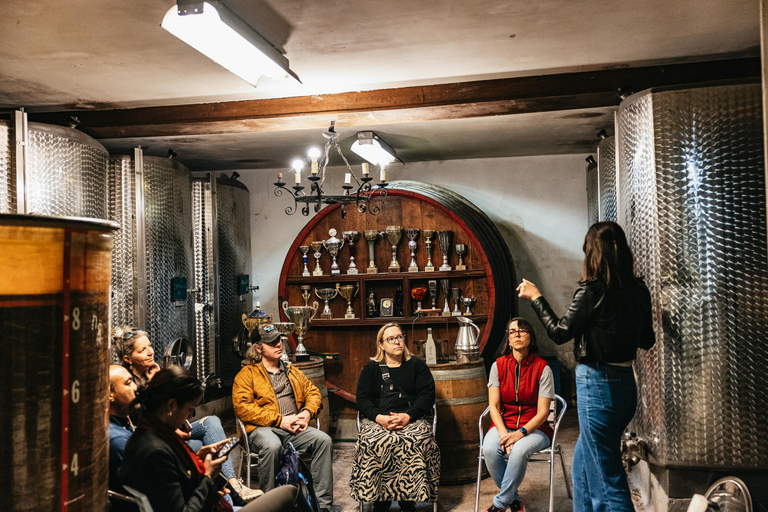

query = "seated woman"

[
  {"left": 119, "top": 366, "right": 300, "bottom": 512},
  {"left": 481, "top": 317, "right": 555, "bottom": 512},
  {"left": 113, "top": 327, "right": 261, "bottom": 502},
  {"left": 350, "top": 322, "right": 441, "bottom": 512}
]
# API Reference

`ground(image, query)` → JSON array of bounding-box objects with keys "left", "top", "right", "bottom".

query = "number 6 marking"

[
  {"left": 71, "top": 380, "right": 80, "bottom": 404},
  {"left": 72, "top": 307, "right": 81, "bottom": 331}
]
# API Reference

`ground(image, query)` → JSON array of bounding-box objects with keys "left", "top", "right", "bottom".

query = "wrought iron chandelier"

[{"left": 274, "top": 122, "right": 389, "bottom": 217}]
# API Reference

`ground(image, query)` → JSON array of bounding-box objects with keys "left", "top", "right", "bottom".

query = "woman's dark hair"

[
  {"left": 133, "top": 365, "right": 203, "bottom": 415},
  {"left": 580, "top": 221, "right": 640, "bottom": 288},
  {"left": 502, "top": 317, "right": 538, "bottom": 356}
]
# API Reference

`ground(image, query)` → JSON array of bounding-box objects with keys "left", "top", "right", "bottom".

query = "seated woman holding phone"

[
  {"left": 113, "top": 327, "right": 261, "bottom": 503},
  {"left": 118, "top": 366, "right": 301, "bottom": 512}
]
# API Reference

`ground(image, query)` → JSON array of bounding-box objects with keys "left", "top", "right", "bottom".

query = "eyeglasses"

[
  {"left": 384, "top": 334, "right": 406, "bottom": 345},
  {"left": 508, "top": 329, "right": 531, "bottom": 336}
]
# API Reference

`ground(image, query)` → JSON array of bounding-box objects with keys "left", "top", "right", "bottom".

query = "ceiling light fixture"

[
  {"left": 161, "top": 0, "right": 300, "bottom": 86},
  {"left": 274, "top": 122, "right": 389, "bottom": 217},
  {"left": 350, "top": 131, "right": 401, "bottom": 167}
]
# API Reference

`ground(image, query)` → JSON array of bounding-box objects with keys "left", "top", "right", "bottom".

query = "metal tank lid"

[{"left": 0, "top": 213, "right": 119, "bottom": 232}]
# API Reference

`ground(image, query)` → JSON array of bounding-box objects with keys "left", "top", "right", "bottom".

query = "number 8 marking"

[{"left": 72, "top": 307, "right": 81, "bottom": 331}]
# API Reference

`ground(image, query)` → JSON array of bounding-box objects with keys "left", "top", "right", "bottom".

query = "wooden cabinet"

[{"left": 277, "top": 184, "right": 516, "bottom": 401}]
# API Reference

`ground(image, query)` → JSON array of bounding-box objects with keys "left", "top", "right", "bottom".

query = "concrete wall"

[{"left": 206, "top": 153, "right": 590, "bottom": 393}]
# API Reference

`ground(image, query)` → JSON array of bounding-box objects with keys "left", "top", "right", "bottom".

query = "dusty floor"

[{"left": 227, "top": 410, "right": 579, "bottom": 512}]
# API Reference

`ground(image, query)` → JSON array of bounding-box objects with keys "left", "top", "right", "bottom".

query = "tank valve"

[{"left": 621, "top": 432, "right": 647, "bottom": 472}]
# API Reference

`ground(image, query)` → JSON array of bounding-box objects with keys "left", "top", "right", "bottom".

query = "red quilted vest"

[{"left": 495, "top": 352, "right": 553, "bottom": 440}]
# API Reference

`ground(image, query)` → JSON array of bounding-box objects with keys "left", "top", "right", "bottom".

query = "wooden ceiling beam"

[{"left": 29, "top": 58, "right": 759, "bottom": 139}]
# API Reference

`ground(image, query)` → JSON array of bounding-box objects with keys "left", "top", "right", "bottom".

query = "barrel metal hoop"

[
  {"left": 435, "top": 394, "right": 487, "bottom": 406},
  {"left": 431, "top": 366, "right": 487, "bottom": 381}
]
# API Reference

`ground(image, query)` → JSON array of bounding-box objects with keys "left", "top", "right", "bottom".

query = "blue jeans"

[
  {"left": 573, "top": 363, "right": 637, "bottom": 512},
  {"left": 186, "top": 415, "right": 236, "bottom": 481},
  {"left": 482, "top": 427, "right": 550, "bottom": 509}
]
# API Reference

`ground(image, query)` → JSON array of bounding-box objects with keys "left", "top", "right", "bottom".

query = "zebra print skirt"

[{"left": 350, "top": 417, "right": 441, "bottom": 502}]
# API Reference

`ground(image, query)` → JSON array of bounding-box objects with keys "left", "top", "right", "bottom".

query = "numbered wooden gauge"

[{"left": 0, "top": 215, "right": 118, "bottom": 512}]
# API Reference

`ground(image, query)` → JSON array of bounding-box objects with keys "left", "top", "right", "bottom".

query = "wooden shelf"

[
  {"left": 285, "top": 268, "right": 486, "bottom": 284},
  {"left": 308, "top": 315, "right": 487, "bottom": 327}
]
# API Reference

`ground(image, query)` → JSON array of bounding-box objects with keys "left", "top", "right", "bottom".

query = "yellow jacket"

[{"left": 233, "top": 361, "right": 322, "bottom": 433}]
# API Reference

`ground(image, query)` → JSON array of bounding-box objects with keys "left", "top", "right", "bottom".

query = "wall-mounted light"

[
  {"left": 161, "top": 1, "right": 300, "bottom": 86},
  {"left": 350, "top": 131, "right": 401, "bottom": 167}
]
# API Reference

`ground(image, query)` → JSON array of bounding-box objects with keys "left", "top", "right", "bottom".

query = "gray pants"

[{"left": 249, "top": 426, "right": 333, "bottom": 509}]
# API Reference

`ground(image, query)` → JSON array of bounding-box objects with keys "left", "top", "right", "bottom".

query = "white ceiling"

[{"left": 0, "top": 0, "right": 760, "bottom": 169}]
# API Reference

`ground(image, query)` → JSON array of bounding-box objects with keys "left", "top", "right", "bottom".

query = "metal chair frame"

[
  {"left": 355, "top": 405, "right": 438, "bottom": 512},
  {"left": 236, "top": 415, "right": 320, "bottom": 488},
  {"left": 474, "top": 394, "right": 571, "bottom": 512}
]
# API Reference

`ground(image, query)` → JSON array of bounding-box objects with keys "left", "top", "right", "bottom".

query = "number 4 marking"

[{"left": 70, "top": 453, "right": 79, "bottom": 476}]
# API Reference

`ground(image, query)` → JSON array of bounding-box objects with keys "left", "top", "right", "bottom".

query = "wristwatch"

[{"left": 518, "top": 426, "right": 528, "bottom": 436}]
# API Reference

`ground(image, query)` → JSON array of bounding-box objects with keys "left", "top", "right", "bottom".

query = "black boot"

[
  {"left": 398, "top": 501, "right": 416, "bottom": 512},
  {"left": 373, "top": 501, "right": 392, "bottom": 512}
]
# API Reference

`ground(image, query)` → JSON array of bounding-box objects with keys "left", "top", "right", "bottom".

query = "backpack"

[{"left": 276, "top": 442, "right": 321, "bottom": 512}]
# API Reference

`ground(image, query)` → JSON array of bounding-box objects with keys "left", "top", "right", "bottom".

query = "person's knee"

[
  {"left": 199, "top": 415, "right": 222, "bottom": 429},
  {"left": 317, "top": 430, "right": 332, "bottom": 448}
]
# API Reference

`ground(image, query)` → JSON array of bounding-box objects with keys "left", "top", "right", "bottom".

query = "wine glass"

[{"left": 410, "top": 287, "right": 428, "bottom": 314}]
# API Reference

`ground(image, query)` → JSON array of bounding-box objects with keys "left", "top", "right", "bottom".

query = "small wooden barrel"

[
  {"left": 431, "top": 358, "right": 489, "bottom": 485},
  {"left": 293, "top": 356, "right": 330, "bottom": 434}
]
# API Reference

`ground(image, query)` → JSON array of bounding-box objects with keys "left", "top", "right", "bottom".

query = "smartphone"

[
  {"left": 216, "top": 436, "right": 239, "bottom": 459},
  {"left": 181, "top": 420, "right": 193, "bottom": 433}
]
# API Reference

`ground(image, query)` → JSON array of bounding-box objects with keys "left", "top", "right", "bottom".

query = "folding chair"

[
  {"left": 474, "top": 394, "right": 571, "bottom": 512},
  {"left": 236, "top": 415, "right": 320, "bottom": 488},
  {"left": 355, "top": 406, "right": 438, "bottom": 512}
]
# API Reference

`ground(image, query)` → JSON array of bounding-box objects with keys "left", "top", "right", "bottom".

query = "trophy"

[
  {"left": 337, "top": 282, "right": 359, "bottom": 319},
  {"left": 385, "top": 226, "right": 403, "bottom": 272},
  {"left": 411, "top": 286, "right": 427, "bottom": 314},
  {"left": 405, "top": 228, "right": 420, "bottom": 272},
  {"left": 440, "top": 279, "right": 451, "bottom": 316},
  {"left": 315, "top": 287, "right": 339, "bottom": 319},
  {"left": 299, "top": 246, "right": 310, "bottom": 277},
  {"left": 310, "top": 241, "right": 324, "bottom": 276},
  {"left": 272, "top": 322, "right": 295, "bottom": 362},
  {"left": 451, "top": 287, "right": 462, "bottom": 316},
  {"left": 342, "top": 231, "right": 360, "bottom": 274},
  {"left": 428, "top": 279, "right": 438, "bottom": 309},
  {"left": 281, "top": 301, "right": 319, "bottom": 361},
  {"left": 323, "top": 228, "right": 345, "bottom": 275},
  {"left": 455, "top": 244, "right": 467, "bottom": 271},
  {"left": 437, "top": 231, "right": 453, "bottom": 271},
  {"left": 461, "top": 296, "right": 477, "bottom": 316},
  {"left": 300, "top": 285, "right": 312, "bottom": 307},
  {"left": 423, "top": 229, "right": 436, "bottom": 272},
  {"left": 364, "top": 230, "right": 381, "bottom": 274},
  {"left": 241, "top": 302, "right": 272, "bottom": 335}
]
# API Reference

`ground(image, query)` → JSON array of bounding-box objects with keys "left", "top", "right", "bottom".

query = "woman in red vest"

[{"left": 481, "top": 317, "right": 555, "bottom": 512}]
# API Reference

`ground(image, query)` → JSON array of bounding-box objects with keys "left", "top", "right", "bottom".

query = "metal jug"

[{"left": 455, "top": 316, "right": 480, "bottom": 363}]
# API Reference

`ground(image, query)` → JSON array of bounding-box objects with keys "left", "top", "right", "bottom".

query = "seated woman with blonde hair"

[{"left": 350, "top": 322, "right": 440, "bottom": 512}]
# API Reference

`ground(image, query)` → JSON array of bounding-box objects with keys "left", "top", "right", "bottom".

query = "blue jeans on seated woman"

[
  {"left": 482, "top": 427, "right": 550, "bottom": 509},
  {"left": 573, "top": 363, "right": 637, "bottom": 512},
  {"left": 186, "top": 415, "right": 236, "bottom": 481}
]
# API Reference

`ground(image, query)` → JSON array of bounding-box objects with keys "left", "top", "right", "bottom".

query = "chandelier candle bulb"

[
  {"left": 295, "top": 170, "right": 301, "bottom": 184},
  {"left": 345, "top": 173, "right": 351, "bottom": 184},
  {"left": 380, "top": 169, "right": 386, "bottom": 182},
  {"left": 278, "top": 172, "right": 283, "bottom": 181},
  {"left": 362, "top": 163, "right": 369, "bottom": 176}
]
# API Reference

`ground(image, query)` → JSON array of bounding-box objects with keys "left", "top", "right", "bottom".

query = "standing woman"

[
  {"left": 113, "top": 327, "right": 261, "bottom": 502},
  {"left": 351, "top": 322, "right": 440, "bottom": 512},
  {"left": 481, "top": 317, "right": 554, "bottom": 512},
  {"left": 517, "top": 221, "right": 655, "bottom": 511}
]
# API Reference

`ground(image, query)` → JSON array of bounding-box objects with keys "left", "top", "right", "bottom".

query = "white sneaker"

[{"left": 231, "top": 479, "right": 263, "bottom": 502}]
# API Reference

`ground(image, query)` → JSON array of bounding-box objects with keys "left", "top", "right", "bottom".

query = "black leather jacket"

[{"left": 531, "top": 280, "right": 655, "bottom": 364}]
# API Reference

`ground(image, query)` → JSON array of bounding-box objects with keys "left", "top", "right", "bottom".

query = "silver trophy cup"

[
  {"left": 437, "top": 230, "right": 453, "bottom": 271},
  {"left": 281, "top": 301, "right": 319, "bottom": 360},
  {"left": 315, "top": 287, "right": 339, "bottom": 319},
  {"left": 405, "top": 228, "right": 420, "bottom": 272},
  {"left": 323, "top": 228, "right": 345, "bottom": 276},
  {"left": 342, "top": 231, "right": 360, "bottom": 274}
]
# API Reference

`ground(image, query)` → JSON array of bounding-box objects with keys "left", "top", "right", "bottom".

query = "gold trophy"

[
  {"left": 310, "top": 240, "right": 324, "bottom": 276},
  {"left": 405, "top": 228, "right": 420, "bottom": 272},
  {"left": 300, "top": 285, "right": 312, "bottom": 307},
  {"left": 364, "top": 229, "right": 381, "bottom": 274},
  {"left": 455, "top": 244, "right": 468, "bottom": 271},
  {"left": 423, "top": 229, "right": 436, "bottom": 272},
  {"left": 385, "top": 225, "right": 403, "bottom": 272},
  {"left": 337, "top": 282, "right": 360, "bottom": 319},
  {"left": 281, "top": 301, "right": 319, "bottom": 361}
]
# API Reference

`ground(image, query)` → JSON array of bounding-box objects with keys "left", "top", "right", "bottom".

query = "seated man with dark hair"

[
  {"left": 233, "top": 324, "right": 334, "bottom": 512},
  {"left": 108, "top": 365, "right": 139, "bottom": 510}
]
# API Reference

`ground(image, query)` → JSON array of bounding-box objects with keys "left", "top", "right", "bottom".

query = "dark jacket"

[
  {"left": 118, "top": 428, "right": 219, "bottom": 512},
  {"left": 356, "top": 357, "right": 435, "bottom": 422},
  {"left": 531, "top": 280, "right": 655, "bottom": 364}
]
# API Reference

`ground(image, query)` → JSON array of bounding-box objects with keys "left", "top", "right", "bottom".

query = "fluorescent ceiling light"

[
  {"left": 350, "top": 131, "right": 401, "bottom": 167},
  {"left": 161, "top": 1, "right": 300, "bottom": 86}
]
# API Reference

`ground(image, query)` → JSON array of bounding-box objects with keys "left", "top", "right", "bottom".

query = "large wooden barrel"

[
  {"left": 431, "top": 358, "right": 489, "bottom": 485},
  {"left": 0, "top": 214, "right": 118, "bottom": 512},
  {"left": 293, "top": 356, "right": 331, "bottom": 434}
]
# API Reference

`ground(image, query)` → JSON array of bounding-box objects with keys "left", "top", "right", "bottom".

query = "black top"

[
  {"left": 531, "top": 280, "right": 655, "bottom": 364},
  {"left": 356, "top": 357, "right": 435, "bottom": 422},
  {"left": 118, "top": 428, "right": 218, "bottom": 512}
]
